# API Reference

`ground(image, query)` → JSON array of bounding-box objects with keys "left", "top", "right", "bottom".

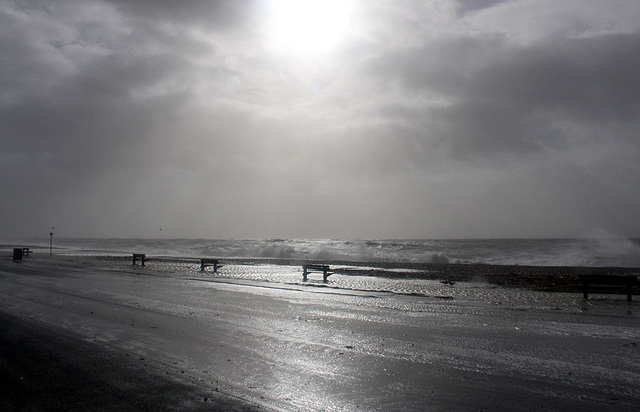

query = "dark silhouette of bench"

[
  {"left": 132, "top": 253, "right": 146, "bottom": 266},
  {"left": 579, "top": 274, "right": 638, "bottom": 302},
  {"left": 22, "top": 248, "right": 31, "bottom": 256},
  {"left": 200, "top": 258, "right": 222, "bottom": 273},
  {"left": 302, "top": 264, "right": 333, "bottom": 282}
]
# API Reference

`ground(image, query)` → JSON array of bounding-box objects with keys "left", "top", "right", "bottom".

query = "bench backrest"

[
  {"left": 579, "top": 275, "right": 638, "bottom": 285},
  {"left": 304, "top": 264, "right": 329, "bottom": 270}
]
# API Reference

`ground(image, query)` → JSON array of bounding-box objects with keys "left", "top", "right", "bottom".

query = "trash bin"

[{"left": 13, "top": 248, "right": 23, "bottom": 261}]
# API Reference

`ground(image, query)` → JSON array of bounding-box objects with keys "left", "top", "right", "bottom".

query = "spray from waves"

[
  {"left": 214, "top": 240, "right": 455, "bottom": 265},
  {"left": 558, "top": 237, "right": 640, "bottom": 267},
  {"left": 427, "top": 253, "right": 451, "bottom": 264}
]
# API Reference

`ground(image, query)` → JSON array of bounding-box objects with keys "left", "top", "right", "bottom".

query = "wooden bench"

[
  {"left": 579, "top": 274, "right": 638, "bottom": 302},
  {"left": 302, "top": 264, "right": 333, "bottom": 282},
  {"left": 200, "top": 258, "right": 222, "bottom": 273},
  {"left": 132, "top": 253, "right": 146, "bottom": 266}
]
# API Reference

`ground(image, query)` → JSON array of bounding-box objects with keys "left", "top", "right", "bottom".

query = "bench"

[
  {"left": 22, "top": 248, "right": 31, "bottom": 256},
  {"left": 132, "top": 253, "right": 146, "bottom": 266},
  {"left": 200, "top": 258, "right": 223, "bottom": 273},
  {"left": 579, "top": 274, "right": 638, "bottom": 302},
  {"left": 302, "top": 264, "right": 333, "bottom": 282}
]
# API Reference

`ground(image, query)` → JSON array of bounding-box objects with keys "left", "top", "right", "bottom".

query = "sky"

[{"left": 2, "top": 0, "right": 640, "bottom": 239}]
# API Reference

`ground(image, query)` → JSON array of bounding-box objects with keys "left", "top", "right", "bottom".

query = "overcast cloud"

[{"left": 2, "top": 0, "right": 640, "bottom": 239}]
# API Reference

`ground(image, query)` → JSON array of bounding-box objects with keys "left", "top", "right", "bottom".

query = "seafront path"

[{"left": 1, "top": 255, "right": 639, "bottom": 411}]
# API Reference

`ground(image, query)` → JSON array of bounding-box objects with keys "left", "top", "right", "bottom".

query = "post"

[{"left": 49, "top": 232, "right": 53, "bottom": 256}]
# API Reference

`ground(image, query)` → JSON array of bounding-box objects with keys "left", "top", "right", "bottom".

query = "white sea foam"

[{"left": 84, "top": 259, "right": 611, "bottom": 313}]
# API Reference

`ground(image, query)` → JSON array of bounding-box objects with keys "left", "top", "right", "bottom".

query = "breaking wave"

[{"left": 4, "top": 237, "right": 640, "bottom": 268}]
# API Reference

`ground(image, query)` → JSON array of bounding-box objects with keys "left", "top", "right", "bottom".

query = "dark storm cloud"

[
  {"left": 469, "top": 34, "right": 640, "bottom": 121},
  {"left": 1, "top": 0, "right": 640, "bottom": 238},
  {"left": 358, "top": 31, "right": 640, "bottom": 160},
  {"left": 0, "top": 0, "right": 200, "bottom": 235},
  {"left": 106, "top": 0, "right": 259, "bottom": 31},
  {"left": 457, "top": 0, "right": 507, "bottom": 13}
]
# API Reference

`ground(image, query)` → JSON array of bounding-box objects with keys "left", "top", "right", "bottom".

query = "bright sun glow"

[{"left": 270, "top": 0, "right": 352, "bottom": 56}]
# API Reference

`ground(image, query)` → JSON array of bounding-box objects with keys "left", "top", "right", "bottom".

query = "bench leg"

[
  {"left": 323, "top": 269, "right": 328, "bottom": 283},
  {"left": 213, "top": 263, "right": 218, "bottom": 273},
  {"left": 583, "top": 279, "right": 589, "bottom": 299},
  {"left": 303, "top": 269, "right": 308, "bottom": 282}
]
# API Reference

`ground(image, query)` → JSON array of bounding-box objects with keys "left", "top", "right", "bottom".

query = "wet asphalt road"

[
  {"left": 1, "top": 257, "right": 639, "bottom": 411},
  {"left": 0, "top": 311, "right": 263, "bottom": 412}
]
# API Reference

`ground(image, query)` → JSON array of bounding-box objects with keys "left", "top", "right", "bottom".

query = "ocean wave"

[{"left": 4, "top": 237, "right": 640, "bottom": 268}]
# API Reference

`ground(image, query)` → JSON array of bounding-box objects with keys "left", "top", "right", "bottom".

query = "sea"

[{"left": 8, "top": 237, "right": 640, "bottom": 268}]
